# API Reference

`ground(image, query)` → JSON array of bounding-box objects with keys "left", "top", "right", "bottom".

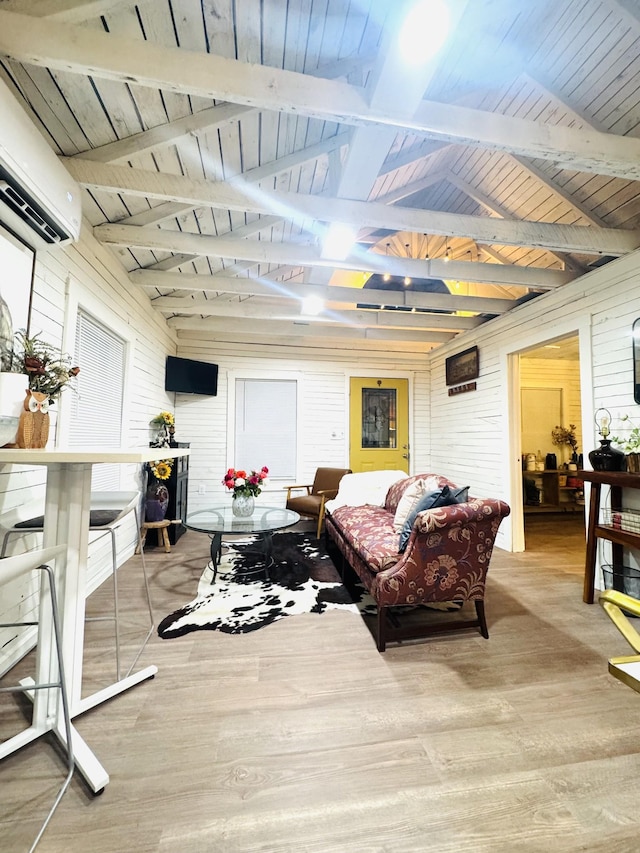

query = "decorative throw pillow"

[
  {"left": 392, "top": 478, "right": 426, "bottom": 532},
  {"left": 423, "top": 475, "right": 441, "bottom": 493},
  {"left": 449, "top": 486, "right": 469, "bottom": 503},
  {"left": 398, "top": 485, "right": 470, "bottom": 552}
]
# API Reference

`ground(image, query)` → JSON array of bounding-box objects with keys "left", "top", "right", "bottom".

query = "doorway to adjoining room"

[{"left": 519, "top": 335, "right": 585, "bottom": 547}]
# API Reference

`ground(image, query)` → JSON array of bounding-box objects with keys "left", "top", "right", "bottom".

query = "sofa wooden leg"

[
  {"left": 376, "top": 605, "right": 387, "bottom": 652},
  {"left": 475, "top": 600, "right": 489, "bottom": 638}
]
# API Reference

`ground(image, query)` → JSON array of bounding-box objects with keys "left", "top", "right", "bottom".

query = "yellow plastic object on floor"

[{"left": 599, "top": 589, "right": 640, "bottom": 693}]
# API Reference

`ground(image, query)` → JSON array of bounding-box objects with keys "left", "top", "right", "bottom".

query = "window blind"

[
  {"left": 68, "top": 310, "right": 126, "bottom": 489},
  {"left": 235, "top": 379, "right": 297, "bottom": 478}
]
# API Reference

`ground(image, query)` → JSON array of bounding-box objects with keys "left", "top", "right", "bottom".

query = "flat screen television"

[{"left": 165, "top": 356, "right": 218, "bottom": 395}]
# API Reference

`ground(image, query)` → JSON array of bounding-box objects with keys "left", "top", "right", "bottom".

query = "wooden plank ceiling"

[{"left": 1, "top": 0, "right": 640, "bottom": 353}]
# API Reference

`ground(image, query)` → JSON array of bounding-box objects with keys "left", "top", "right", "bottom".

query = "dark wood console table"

[{"left": 580, "top": 470, "right": 640, "bottom": 603}]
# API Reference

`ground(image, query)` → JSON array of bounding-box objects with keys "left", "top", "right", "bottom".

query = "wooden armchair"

[{"left": 284, "top": 467, "right": 351, "bottom": 538}]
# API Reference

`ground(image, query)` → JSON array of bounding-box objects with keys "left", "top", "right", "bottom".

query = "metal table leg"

[{"left": 209, "top": 532, "right": 222, "bottom": 584}]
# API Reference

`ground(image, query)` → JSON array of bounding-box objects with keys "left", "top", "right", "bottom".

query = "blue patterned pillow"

[{"left": 398, "top": 485, "right": 469, "bottom": 552}]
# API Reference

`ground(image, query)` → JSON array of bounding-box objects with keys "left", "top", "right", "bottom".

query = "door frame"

[
  {"left": 345, "top": 370, "right": 414, "bottom": 474},
  {"left": 502, "top": 316, "right": 594, "bottom": 552}
]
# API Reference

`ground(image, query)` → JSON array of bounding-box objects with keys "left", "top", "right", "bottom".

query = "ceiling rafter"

[
  {"left": 445, "top": 171, "right": 585, "bottom": 273},
  {"left": 4, "top": 0, "right": 133, "bottom": 23},
  {"left": 97, "top": 224, "right": 570, "bottom": 288},
  {"left": 4, "top": 10, "right": 640, "bottom": 179},
  {"left": 132, "top": 270, "right": 515, "bottom": 314},
  {"left": 67, "top": 159, "right": 638, "bottom": 255},
  {"left": 152, "top": 296, "right": 483, "bottom": 333},
  {"left": 166, "top": 315, "right": 454, "bottom": 347}
]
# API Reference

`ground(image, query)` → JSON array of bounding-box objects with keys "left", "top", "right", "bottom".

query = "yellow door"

[{"left": 349, "top": 377, "right": 409, "bottom": 473}]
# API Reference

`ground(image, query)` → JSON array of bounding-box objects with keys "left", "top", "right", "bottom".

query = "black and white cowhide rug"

[{"left": 157, "top": 532, "right": 371, "bottom": 639}]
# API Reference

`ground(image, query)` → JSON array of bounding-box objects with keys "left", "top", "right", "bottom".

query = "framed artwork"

[
  {"left": 445, "top": 345, "right": 479, "bottom": 386},
  {"left": 0, "top": 223, "right": 35, "bottom": 368}
]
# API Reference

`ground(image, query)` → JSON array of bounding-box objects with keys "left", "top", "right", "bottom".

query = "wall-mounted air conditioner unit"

[{"left": 0, "top": 77, "right": 81, "bottom": 251}]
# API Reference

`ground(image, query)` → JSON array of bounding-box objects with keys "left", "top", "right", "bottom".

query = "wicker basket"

[{"left": 602, "top": 564, "right": 640, "bottom": 599}]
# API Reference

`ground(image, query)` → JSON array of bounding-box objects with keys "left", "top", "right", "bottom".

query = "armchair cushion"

[{"left": 284, "top": 467, "right": 351, "bottom": 538}]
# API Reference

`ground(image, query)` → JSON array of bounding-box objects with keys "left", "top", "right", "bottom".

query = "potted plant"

[
  {"left": 0, "top": 329, "right": 79, "bottom": 448},
  {"left": 551, "top": 424, "right": 580, "bottom": 467},
  {"left": 611, "top": 415, "right": 640, "bottom": 473}
]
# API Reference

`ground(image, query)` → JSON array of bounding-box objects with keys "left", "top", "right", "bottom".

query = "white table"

[{"left": 0, "top": 446, "right": 190, "bottom": 793}]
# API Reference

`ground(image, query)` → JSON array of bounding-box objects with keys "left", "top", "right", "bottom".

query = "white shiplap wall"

[
  {"left": 0, "top": 226, "right": 178, "bottom": 676},
  {"left": 428, "top": 251, "right": 640, "bottom": 555},
  {"left": 173, "top": 338, "right": 432, "bottom": 513}
]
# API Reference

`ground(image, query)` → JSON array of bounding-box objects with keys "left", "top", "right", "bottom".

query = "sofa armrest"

[
  {"left": 373, "top": 498, "right": 511, "bottom": 607},
  {"left": 413, "top": 498, "right": 510, "bottom": 536}
]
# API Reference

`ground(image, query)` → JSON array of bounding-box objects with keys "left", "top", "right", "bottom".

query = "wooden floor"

[{"left": 3, "top": 514, "right": 640, "bottom": 852}]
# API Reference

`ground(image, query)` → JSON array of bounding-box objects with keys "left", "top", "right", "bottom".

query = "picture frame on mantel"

[{"left": 445, "top": 345, "right": 479, "bottom": 387}]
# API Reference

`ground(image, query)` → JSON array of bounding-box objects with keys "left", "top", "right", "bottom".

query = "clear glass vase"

[{"left": 232, "top": 494, "right": 255, "bottom": 517}]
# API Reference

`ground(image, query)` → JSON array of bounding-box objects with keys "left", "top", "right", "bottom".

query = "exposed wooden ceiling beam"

[
  {"left": 76, "top": 103, "right": 254, "bottom": 164},
  {"left": 445, "top": 171, "right": 585, "bottom": 273},
  {"left": 71, "top": 160, "right": 636, "bottom": 255},
  {"left": 99, "top": 223, "right": 570, "bottom": 288},
  {"left": 167, "top": 315, "right": 456, "bottom": 345},
  {"left": 152, "top": 295, "right": 483, "bottom": 332},
  {"left": 315, "top": 0, "right": 470, "bottom": 286},
  {"left": 4, "top": 9, "right": 640, "bottom": 180},
  {"left": 132, "top": 270, "right": 515, "bottom": 314},
  {"left": 379, "top": 141, "right": 450, "bottom": 176},
  {"left": 5, "top": 0, "right": 134, "bottom": 22},
  {"left": 509, "top": 156, "right": 609, "bottom": 229}
]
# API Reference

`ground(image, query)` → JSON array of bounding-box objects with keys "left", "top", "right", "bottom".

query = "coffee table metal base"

[
  {"left": 209, "top": 531, "right": 275, "bottom": 583},
  {"left": 186, "top": 506, "right": 300, "bottom": 586}
]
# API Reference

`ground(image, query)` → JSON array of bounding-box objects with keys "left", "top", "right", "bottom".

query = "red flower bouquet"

[{"left": 223, "top": 466, "right": 269, "bottom": 498}]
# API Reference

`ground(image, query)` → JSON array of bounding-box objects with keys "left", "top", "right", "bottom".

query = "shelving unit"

[
  {"left": 522, "top": 469, "right": 583, "bottom": 513},
  {"left": 580, "top": 470, "right": 640, "bottom": 604},
  {"left": 166, "top": 445, "right": 189, "bottom": 545},
  {"left": 145, "top": 442, "right": 190, "bottom": 547}
]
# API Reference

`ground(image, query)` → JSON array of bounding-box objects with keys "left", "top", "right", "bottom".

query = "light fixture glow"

[
  {"left": 404, "top": 276, "right": 411, "bottom": 286},
  {"left": 383, "top": 272, "right": 391, "bottom": 282},
  {"left": 301, "top": 295, "right": 324, "bottom": 316},
  {"left": 398, "top": 0, "right": 451, "bottom": 65},
  {"left": 323, "top": 222, "right": 357, "bottom": 260}
]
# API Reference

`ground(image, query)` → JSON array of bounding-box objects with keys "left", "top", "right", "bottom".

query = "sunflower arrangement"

[
  {"left": 151, "top": 411, "right": 175, "bottom": 427},
  {"left": 149, "top": 459, "right": 173, "bottom": 480}
]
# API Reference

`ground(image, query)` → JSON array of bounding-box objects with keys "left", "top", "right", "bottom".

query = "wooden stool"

[{"left": 137, "top": 519, "right": 171, "bottom": 553}]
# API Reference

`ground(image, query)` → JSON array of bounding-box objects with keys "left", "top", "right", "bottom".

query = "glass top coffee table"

[{"left": 186, "top": 505, "right": 300, "bottom": 583}]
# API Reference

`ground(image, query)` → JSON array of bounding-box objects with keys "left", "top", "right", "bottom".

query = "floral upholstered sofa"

[{"left": 324, "top": 472, "right": 511, "bottom": 652}]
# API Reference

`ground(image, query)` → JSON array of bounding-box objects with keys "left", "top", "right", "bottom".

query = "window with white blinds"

[
  {"left": 235, "top": 379, "right": 297, "bottom": 479},
  {"left": 68, "top": 310, "right": 126, "bottom": 489}
]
